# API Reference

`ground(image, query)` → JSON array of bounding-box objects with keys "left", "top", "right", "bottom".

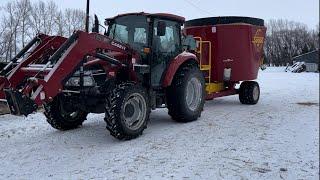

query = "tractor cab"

[{"left": 105, "top": 13, "right": 185, "bottom": 86}]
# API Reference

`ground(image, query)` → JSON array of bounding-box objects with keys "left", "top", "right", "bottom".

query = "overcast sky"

[{"left": 1, "top": 0, "right": 319, "bottom": 29}]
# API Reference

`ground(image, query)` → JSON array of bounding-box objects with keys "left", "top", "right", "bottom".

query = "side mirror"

[
  {"left": 182, "top": 35, "right": 197, "bottom": 51},
  {"left": 92, "top": 14, "right": 99, "bottom": 33},
  {"left": 104, "top": 20, "right": 109, "bottom": 26},
  {"left": 157, "top": 21, "right": 166, "bottom": 36}
]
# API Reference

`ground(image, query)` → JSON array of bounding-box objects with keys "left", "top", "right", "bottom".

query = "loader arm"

[
  {"left": 6, "top": 36, "right": 67, "bottom": 90},
  {"left": 0, "top": 34, "right": 59, "bottom": 99},
  {"left": 38, "top": 31, "right": 133, "bottom": 103},
  {"left": 3, "top": 31, "right": 136, "bottom": 116}
]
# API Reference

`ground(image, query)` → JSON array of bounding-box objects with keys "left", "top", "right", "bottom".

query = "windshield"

[{"left": 108, "top": 15, "right": 148, "bottom": 52}]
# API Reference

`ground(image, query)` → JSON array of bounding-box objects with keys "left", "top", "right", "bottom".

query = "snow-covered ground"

[{"left": 0, "top": 67, "right": 319, "bottom": 179}]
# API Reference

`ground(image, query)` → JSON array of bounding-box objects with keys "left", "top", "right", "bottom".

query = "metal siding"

[{"left": 293, "top": 50, "right": 319, "bottom": 64}]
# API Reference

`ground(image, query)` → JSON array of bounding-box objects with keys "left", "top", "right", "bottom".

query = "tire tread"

[{"left": 104, "top": 82, "right": 150, "bottom": 140}]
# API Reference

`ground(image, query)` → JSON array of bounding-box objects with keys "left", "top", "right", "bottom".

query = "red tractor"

[{"left": 0, "top": 7, "right": 266, "bottom": 140}]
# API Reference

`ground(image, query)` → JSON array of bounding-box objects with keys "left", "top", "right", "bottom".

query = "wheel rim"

[
  {"left": 69, "top": 111, "right": 79, "bottom": 118},
  {"left": 253, "top": 85, "right": 260, "bottom": 101},
  {"left": 62, "top": 111, "right": 81, "bottom": 122},
  {"left": 185, "top": 77, "right": 203, "bottom": 111},
  {"left": 123, "top": 93, "right": 147, "bottom": 131}
]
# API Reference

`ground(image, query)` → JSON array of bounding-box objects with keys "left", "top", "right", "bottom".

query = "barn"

[{"left": 292, "top": 50, "right": 319, "bottom": 72}]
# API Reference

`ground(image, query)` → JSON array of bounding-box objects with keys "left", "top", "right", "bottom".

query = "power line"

[{"left": 183, "top": 0, "right": 214, "bottom": 17}]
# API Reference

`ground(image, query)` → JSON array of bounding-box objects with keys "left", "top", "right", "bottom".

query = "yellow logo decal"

[{"left": 252, "top": 29, "right": 264, "bottom": 52}]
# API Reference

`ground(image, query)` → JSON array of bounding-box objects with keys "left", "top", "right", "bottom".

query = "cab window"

[
  {"left": 108, "top": 15, "right": 149, "bottom": 52},
  {"left": 153, "top": 20, "right": 181, "bottom": 54},
  {"left": 134, "top": 28, "right": 147, "bottom": 44}
]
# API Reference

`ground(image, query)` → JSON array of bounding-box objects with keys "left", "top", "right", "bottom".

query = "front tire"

[
  {"left": 166, "top": 64, "right": 205, "bottom": 122},
  {"left": 105, "top": 83, "right": 150, "bottom": 140},
  {"left": 239, "top": 81, "right": 260, "bottom": 105},
  {"left": 44, "top": 96, "right": 88, "bottom": 130}
]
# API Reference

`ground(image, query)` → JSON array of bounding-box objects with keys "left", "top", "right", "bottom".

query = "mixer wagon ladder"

[
  {"left": 194, "top": 37, "right": 211, "bottom": 82},
  {"left": 194, "top": 37, "right": 224, "bottom": 94}
]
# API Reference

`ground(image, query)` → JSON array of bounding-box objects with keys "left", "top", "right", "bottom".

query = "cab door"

[{"left": 151, "top": 19, "right": 182, "bottom": 87}]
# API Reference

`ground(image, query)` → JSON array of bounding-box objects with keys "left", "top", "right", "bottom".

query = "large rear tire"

[
  {"left": 166, "top": 65, "right": 205, "bottom": 122},
  {"left": 239, "top": 81, "right": 260, "bottom": 105},
  {"left": 105, "top": 83, "right": 150, "bottom": 140},
  {"left": 44, "top": 96, "right": 88, "bottom": 130}
]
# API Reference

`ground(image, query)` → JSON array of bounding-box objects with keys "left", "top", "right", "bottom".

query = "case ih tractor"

[{"left": 0, "top": 4, "right": 266, "bottom": 140}]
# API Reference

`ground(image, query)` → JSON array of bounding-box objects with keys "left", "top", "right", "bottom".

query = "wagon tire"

[
  {"left": 104, "top": 83, "right": 150, "bottom": 140},
  {"left": 239, "top": 81, "right": 260, "bottom": 105},
  {"left": 44, "top": 97, "right": 88, "bottom": 131},
  {"left": 166, "top": 64, "right": 205, "bottom": 122}
]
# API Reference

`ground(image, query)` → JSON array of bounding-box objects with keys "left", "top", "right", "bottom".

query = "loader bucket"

[
  {"left": 0, "top": 101, "right": 9, "bottom": 115},
  {"left": 4, "top": 89, "right": 37, "bottom": 116}
]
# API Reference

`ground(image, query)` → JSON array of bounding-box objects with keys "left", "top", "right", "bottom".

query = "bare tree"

[
  {"left": 17, "top": 0, "right": 31, "bottom": 48},
  {"left": 63, "top": 8, "right": 86, "bottom": 36},
  {"left": 29, "top": 0, "right": 58, "bottom": 36},
  {"left": 54, "top": 10, "right": 65, "bottom": 36},
  {"left": 0, "top": 0, "right": 89, "bottom": 61},
  {"left": 0, "top": 23, "right": 7, "bottom": 62},
  {"left": 264, "top": 19, "right": 319, "bottom": 66},
  {"left": 1, "top": 1, "right": 22, "bottom": 60},
  {"left": 29, "top": 1, "right": 44, "bottom": 35}
]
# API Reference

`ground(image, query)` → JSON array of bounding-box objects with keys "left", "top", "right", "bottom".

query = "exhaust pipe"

[{"left": 85, "top": 0, "right": 90, "bottom": 32}]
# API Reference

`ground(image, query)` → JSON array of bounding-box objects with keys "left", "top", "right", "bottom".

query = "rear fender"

[{"left": 162, "top": 52, "right": 199, "bottom": 87}]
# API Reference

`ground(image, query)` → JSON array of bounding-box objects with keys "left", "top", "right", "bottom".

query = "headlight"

[
  {"left": 65, "top": 71, "right": 96, "bottom": 87},
  {"left": 65, "top": 77, "right": 80, "bottom": 86}
]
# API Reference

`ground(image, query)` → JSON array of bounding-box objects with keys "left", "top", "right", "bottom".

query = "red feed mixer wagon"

[
  {"left": 184, "top": 17, "right": 266, "bottom": 101},
  {"left": 0, "top": 7, "right": 266, "bottom": 140}
]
